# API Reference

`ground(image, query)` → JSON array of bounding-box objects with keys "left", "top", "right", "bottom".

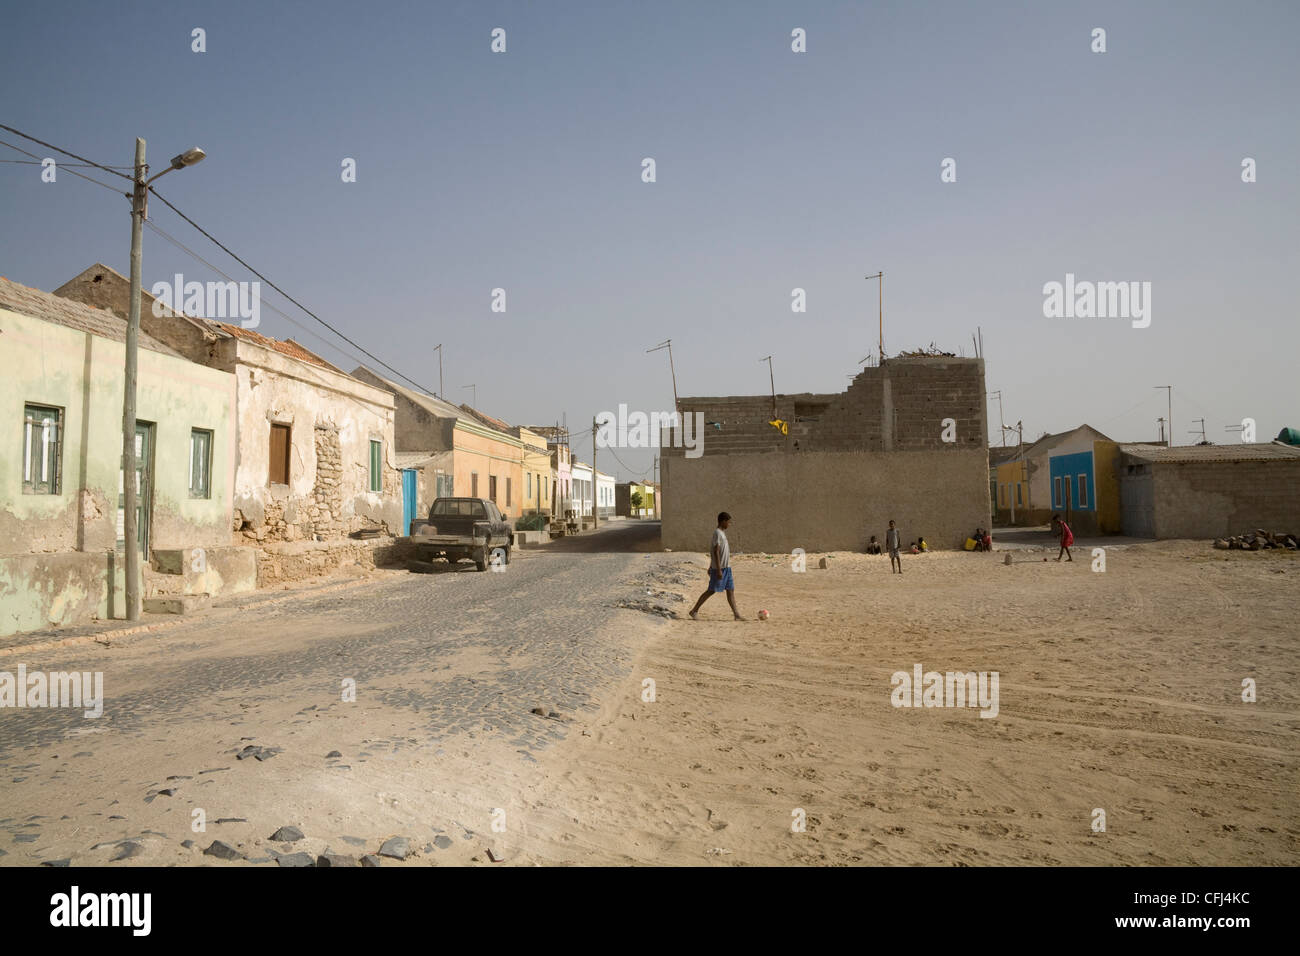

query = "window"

[
  {"left": 506, "top": 476, "right": 512, "bottom": 507},
  {"left": 1053, "top": 476, "right": 1061, "bottom": 508},
  {"left": 436, "top": 472, "right": 453, "bottom": 498},
  {"left": 471, "top": 471, "right": 478, "bottom": 497},
  {"left": 1016, "top": 483, "right": 1022, "bottom": 506},
  {"left": 433, "top": 499, "right": 485, "bottom": 517},
  {"left": 22, "top": 404, "right": 63, "bottom": 495},
  {"left": 1078, "top": 474, "right": 1088, "bottom": 508},
  {"left": 489, "top": 474, "right": 497, "bottom": 502},
  {"left": 369, "top": 439, "right": 383, "bottom": 493},
  {"left": 269, "top": 423, "right": 291, "bottom": 485},
  {"left": 526, "top": 472, "right": 532, "bottom": 500},
  {"left": 189, "top": 429, "right": 213, "bottom": 498}
]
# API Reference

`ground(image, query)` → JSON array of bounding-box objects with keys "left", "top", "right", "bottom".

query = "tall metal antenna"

[
  {"left": 759, "top": 355, "right": 775, "bottom": 417},
  {"left": 646, "top": 339, "right": 679, "bottom": 410},
  {"left": 865, "top": 271, "right": 884, "bottom": 360}
]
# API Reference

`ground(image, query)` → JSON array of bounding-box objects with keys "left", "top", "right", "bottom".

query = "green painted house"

[{"left": 0, "top": 277, "right": 250, "bottom": 636}]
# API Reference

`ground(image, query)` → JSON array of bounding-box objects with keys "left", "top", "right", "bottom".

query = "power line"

[
  {"left": 146, "top": 185, "right": 439, "bottom": 396},
  {"left": 143, "top": 219, "right": 397, "bottom": 372},
  {"left": 0, "top": 137, "right": 128, "bottom": 195},
  {"left": 2, "top": 123, "right": 440, "bottom": 401},
  {"left": 0, "top": 123, "right": 133, "bottom": 180}
]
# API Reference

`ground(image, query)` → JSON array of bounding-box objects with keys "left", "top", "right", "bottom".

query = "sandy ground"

[
  {"left": 4, "top": 534, "right": 1295, "bottom": 867},
  {"left": 506, "top": 540, "right": 1299, "bottom": 865}
]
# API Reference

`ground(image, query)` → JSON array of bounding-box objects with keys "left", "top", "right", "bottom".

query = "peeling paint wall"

[
  {"left": 0, "top": 306, "right": 235, "bottom": 634},
  {"left": 0, "top": 306, "right": 235, "bottom": 555}
]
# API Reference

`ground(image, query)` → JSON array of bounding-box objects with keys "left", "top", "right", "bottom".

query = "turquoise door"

[{"left": 401, "top": 468, "right": 418, "bottom": 536}]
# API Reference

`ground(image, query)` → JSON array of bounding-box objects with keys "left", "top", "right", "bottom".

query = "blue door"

[{"left": 401, "top": 469, "right": 418, "bottom": 536}]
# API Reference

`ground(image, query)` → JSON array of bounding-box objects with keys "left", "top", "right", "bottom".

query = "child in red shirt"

[{"left": 1050, "top": 514, "right": 1074, "bottom": 562}]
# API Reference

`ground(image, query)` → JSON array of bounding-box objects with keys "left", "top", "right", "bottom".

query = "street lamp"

[{"left": 122, "top": 138, "right": 205, "bottom": 621}]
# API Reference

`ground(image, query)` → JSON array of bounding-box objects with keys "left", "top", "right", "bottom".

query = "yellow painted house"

[{"left": 518, "top": 428, "right": 552, "bottom": 516}]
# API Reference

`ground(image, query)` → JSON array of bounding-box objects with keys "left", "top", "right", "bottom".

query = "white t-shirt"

[{"left": 710, "top": 528, "right": 731, "bottom": 570}]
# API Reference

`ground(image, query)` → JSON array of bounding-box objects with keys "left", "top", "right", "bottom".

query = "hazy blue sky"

[{"left": 3, "top": 0, "right": 1297, "bottom": 480}]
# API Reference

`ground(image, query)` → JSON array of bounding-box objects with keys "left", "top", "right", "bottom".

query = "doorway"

[{"left": 117, "top": 421, "right": 155, "bottom": 554}]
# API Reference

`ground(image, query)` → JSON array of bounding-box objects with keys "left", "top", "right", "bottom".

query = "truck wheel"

[{"left": 474, "top": 545, "right": 488, "bottom": 571}]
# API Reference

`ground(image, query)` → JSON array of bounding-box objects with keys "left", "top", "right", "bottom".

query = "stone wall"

[{"left": 255, "top": 537, "right": 418, "bottom": 588}]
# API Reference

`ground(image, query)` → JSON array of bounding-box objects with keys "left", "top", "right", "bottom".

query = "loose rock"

[{"left": 203, "top": 840, "right": 241, "bottom": 860}]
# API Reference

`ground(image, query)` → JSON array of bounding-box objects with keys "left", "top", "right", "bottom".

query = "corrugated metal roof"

[
  {"left": 1118, "top": 442, "right": 1300, "bottom": 463},
  {"left": 0, "top": 276, "right": 185, "bottom": 357}
]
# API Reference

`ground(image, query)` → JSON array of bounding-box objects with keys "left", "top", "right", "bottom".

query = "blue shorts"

[{"left": 708, "top": 567, "right": 734, "bottom": 592}]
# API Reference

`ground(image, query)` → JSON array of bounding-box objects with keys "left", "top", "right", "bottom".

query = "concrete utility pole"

[
  {"left": 865, "top": 271, "right": 884, "bottom": 361},
  {"left": 1155, "top": 385, "right": 1172, "bottom": 448},
  {"left": 591, "top": 416, "right": 598, "bottom": 529},
  {"left": 122, "top": 137, "right": 205, "bottom": 621},
  {"left": 122, "top": 138, "right": 147, "bottom": 621},
  {"left": 988, "top": 390, "right": 1006, "bottom": 444}
]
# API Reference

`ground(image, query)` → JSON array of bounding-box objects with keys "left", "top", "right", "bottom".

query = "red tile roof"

[{"left": 214, "top": 322, "right": 342, "bottom": 373}]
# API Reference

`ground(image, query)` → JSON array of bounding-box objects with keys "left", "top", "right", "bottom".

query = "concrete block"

[{"left": 143, "top": 593, "right": 211, "bottom": 615}]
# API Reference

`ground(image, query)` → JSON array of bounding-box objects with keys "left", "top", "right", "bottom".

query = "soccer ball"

[{"left": 758, "top": 609, "right": 770, "bottom": 621}]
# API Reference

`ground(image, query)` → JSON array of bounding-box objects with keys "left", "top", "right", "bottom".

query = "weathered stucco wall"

[
  {"left": 0, "top": 306, "right": 236, "bottom": 634},
  {"left": 1152, "top": 460, "right": 1300, "bottom": 539},
  {"left": 662, "top": 448, "right": 991, "bottom": 553},
  {"left": 229, "top": 341, "right": 402, "bottom": 542},
  {"left": 0, "top": 306, "right": 235, "bottom": 557}
]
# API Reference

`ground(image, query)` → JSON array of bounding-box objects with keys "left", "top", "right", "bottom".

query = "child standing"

[{"left": 886, "top": 519, "right": 902, "bottom": 574}]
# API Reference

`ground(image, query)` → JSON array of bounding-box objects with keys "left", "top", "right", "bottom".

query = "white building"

[
  {"left": 571, "top": 460, "right": 593, "bottom": 517},
  {"left": 595, "top": 469, "right": 616, "bottom": 518}
]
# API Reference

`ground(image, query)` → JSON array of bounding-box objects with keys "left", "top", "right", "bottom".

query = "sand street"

[{"left": 1, "top": 526, "right": 1294, "bottom": 867}]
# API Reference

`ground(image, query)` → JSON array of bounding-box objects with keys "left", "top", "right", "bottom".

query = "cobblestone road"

[{"left": 0, "top": 521, "right": 695, "bottom": 866}]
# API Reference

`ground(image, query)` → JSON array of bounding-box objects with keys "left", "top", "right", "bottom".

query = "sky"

[{"left": 2, "top": 0, "right": 1297, "bottom": 480}]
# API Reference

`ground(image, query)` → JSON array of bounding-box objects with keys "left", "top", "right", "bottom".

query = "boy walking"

[
  {"left": 886, "top": 519, "right": 902, "bottom": 574},
  {"left": 689, "top": 512, "right": 743, "bottom": 621}
]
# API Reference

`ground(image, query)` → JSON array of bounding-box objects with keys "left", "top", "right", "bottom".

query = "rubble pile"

[{"left": 1212, "top": 529, "right": 1298, "bottom": 551}]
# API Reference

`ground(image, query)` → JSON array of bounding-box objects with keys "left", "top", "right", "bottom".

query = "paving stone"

[
  {"left": 269, "top": 826, "right": 304, "bottom": 842},
  {"left": 379, "top": 836, "right": 410, "bottom": 860},
  {"left": 360, "top": 854, "right": 382, "bottom": 867},
  {"left": 276, "top": 852, "right": 316, "bottom": 867}
]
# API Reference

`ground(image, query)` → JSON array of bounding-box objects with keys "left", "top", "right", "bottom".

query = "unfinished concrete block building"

[{"left": 661, "top": 356, "right": 990, "bottom": 553}]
